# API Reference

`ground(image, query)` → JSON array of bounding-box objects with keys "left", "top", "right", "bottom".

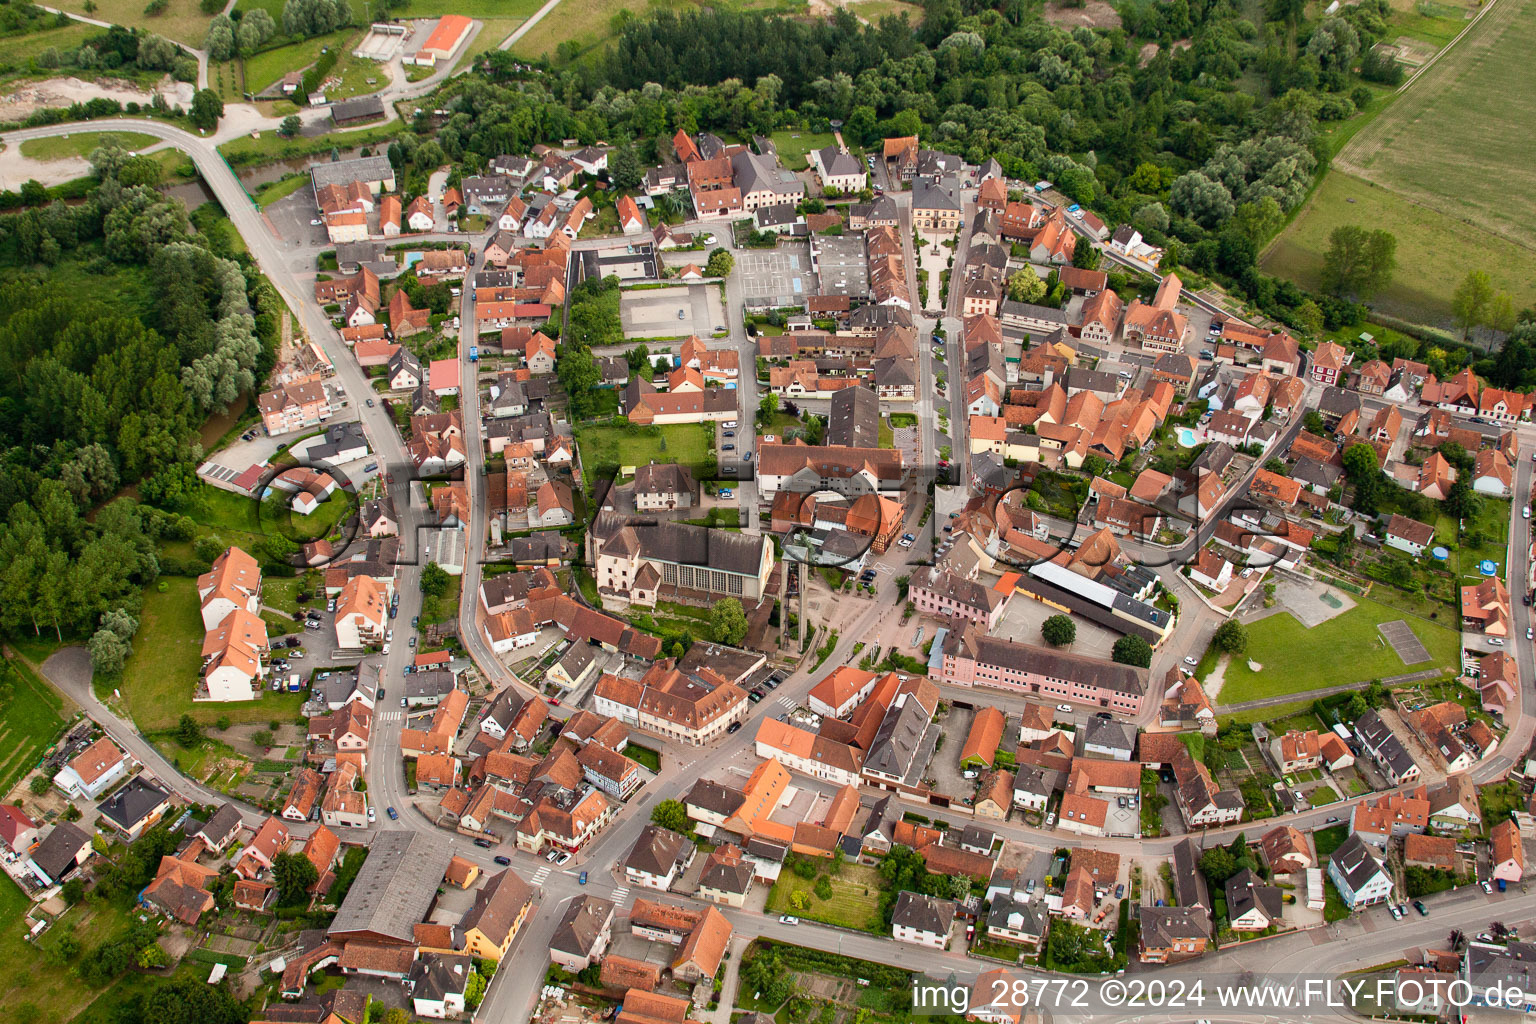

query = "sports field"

[
  {"left": 1266, "top": 0, "right": 1536, "bottom": 322},
  {"left": 1215, "top": 596, "right": 1459, "bottom": 706}
]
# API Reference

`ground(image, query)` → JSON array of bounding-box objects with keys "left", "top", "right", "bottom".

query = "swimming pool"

[{"left": 1176, "top": 427, "right": 1199, "bottom": 448}]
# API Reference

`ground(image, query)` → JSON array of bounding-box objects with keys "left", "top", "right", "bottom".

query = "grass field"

[
  {"left": 115, "top": 577, "right": 306, "bottom": 730},
  {"left": 19, "top": 131, "right": 157, "bottom": 162},
  {"left": 1261, "top": 170, "right": 1536, "bottom": 324},
  {"left": 50, "top": 0, "right": 213, "bottom": 47},
  {"left": 0, "top": 886, "right": 142, "bottom": 1022},
  {"left": 765, "top": 863, "right": 886, "bottom": 932},
  {"left": 396, "top": 0, "right": 545, "bottom": 16},
  {"left": 452, "top": 17, "right": 523, "bottom": 71},
  {"left": 573, "top": 422, "right": 714, "bottom": 482},
  {"left": 843, "top": 0, "right": 923, "bottom": 24},
  {"left": 3, "top": 20, "right": 99, "bottom": 63},
  {"left": 0, "top": 656, "right": 69, "bottom": 797},
  {"left": 243, "top": 28, "right": 354, "bottom": 94},
  {"left": 511, "top": 0, "right": 804, "bottom": 59},
  {"left": 768, "top": 129, "right": 837, "bottom": 170},
  {"left": 1216, "top": 595, "right": 1460, "bottom": 705},
  {"left": 1271, "top": 0, "right": 1536, "bottom": 324},
  {"left": 218, "top": 119, "right": 398, "bottom": 165}
]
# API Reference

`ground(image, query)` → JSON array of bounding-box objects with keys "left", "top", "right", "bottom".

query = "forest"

[{"left": 0, "top": 140, "right": 280, "bottom": 645}]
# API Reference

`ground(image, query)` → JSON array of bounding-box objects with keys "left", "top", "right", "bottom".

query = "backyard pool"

[{"left": 1176, "top": 427, "right": 1200, "bottom": 448}]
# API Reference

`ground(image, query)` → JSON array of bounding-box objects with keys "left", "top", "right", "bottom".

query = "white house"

[
  {"left": 1327, "top": 833, "right": 1393, "bottom": 909},
  {"left": 53, "top": 737, "right": 129, "bottom": 800},
  {"left": 1384, "top": 515, "right": 1435, "bottom": 557},
  {"left": 623, "top": 825, "right": 694, "bottom": 890},
  {"left": 409, "top": 955, "right": 471, "bottom": 1019},
  {"left": 891, "top": 892, "right": 957, "bottom": 949}
]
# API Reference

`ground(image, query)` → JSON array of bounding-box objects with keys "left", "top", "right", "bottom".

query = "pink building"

[{"left": 938, "top": 624, "right": 1147, "bottom": 716}]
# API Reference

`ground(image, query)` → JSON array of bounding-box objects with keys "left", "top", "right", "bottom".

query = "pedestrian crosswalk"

[
  {"left": 610, "top": 885, "right": 630, "bottom": 904},
  {"left": 376, "top": 711, "right": 404, "bottom": 723},
  {"left": 776, "top": 695, "right": 796, "bottom": 709},
  {"left": 531, "top": 866, "right": 551, "bottom": 886}
]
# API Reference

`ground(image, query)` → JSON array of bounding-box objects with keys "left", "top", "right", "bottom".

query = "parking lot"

[
  {"left": 620, "top": 283, "right": 724, "bottom": 338},
  {"left": 993, "top": 593, "right": 1121, "bottom": 662},
  {"left": 737, "top": 244, "right": 811, "bottom": 309}
]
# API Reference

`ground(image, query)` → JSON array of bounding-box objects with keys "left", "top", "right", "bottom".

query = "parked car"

[
  {"left": 1490, "top": 637, "right": 1506, "bottom": 646},
  {"left": 1183, "top": 656, "right": 1199, "bottom": 666},
  {"left": 1413, "top": 899, "right": 1429, "bottom": 916},
  {"left": 779, "top": 916, "right": 800, "bottom": 925},
  {"left": 1482, "top": 880, "right": 1494, "bottom": 894},
  {"left": 474, "top": 838, "right": 494, "bottom": 849},
  {"left": 409, "top": 637, "right": 417, "bottom": 648},
  {"left": 1057, "top": 703, "right": 1074, "bottom": 713},
  {"left": 1389, "top": 904, "right": 1403, "bottom": 920},
  {"left": 727, "top": 721, "right": 743, "bottom": 734},
  {"left": 367, "top": 807, "right": 376, "bottom": 822},
  {"left": 555, "top": 852, "right": 571, "bottom": 865},
  {"left": 748, "top": 692, "right": 763, "bottom": 704}
]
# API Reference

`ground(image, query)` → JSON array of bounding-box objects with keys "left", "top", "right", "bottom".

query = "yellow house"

[{"left": 461, "top": 869, "right": 534, "bottom": 961}]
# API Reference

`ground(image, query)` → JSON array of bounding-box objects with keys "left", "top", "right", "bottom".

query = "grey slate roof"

[
  {"left": 891, "top": 890, "right": 958, "bottom": 935},
  {"left": 550, "top": 895, "right": 615, "bottom": 959},
  {"left": 96, "top": 776, "right": 170, "bottom": 830}
]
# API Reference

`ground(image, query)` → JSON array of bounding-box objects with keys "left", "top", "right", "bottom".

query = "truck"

[
  {"left": 469, "top": 345, "right": 479, "bottom": 362},
  {"left": 287, "top": 673, "right": 302, "bottom": 692}
]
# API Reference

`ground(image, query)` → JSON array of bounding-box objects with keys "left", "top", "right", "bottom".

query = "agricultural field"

[
  {"left": 1261, "top": 170, "right": 1536, "bottom": 325},
  {"left": 18, "top": 131, "right": 157, "bottom": 162},
  {"left": 0, "top": 656, "right": 70, "bottom": 798},
  {"left": 1335, "top": 0, "right": 1536, "bottom": 250},
  {"left": 1268, "top": 0, "right": 1536, "bottom": 323},
  {"left": 1215, "top": 596, "right": 1460, "bottom": 705},
  {"left": 49, "top": 0, "right": 213, "bottom": 47}
]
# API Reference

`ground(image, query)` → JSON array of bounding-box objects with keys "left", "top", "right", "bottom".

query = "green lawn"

[
  {"left": 256, "top": 173, "right": 312, "bottom": 208},
  {"left": 764, "top": 863, "right": 886, "bottom": 932},
  {"left": 0, "top": 656, "right": 69, "bottom": 796},
  {"left": 1313, "top": 824, "right": 1349, "bottom": 857},
  {"left": 767, "top": 130, "right": 838, "bottom": 170},
  {"left": 395, "top": 0, "right": 545, "bottom": 15},
  {"left": 115, "top": 577, "right": 306, "bottom": 731},
  {"left": 1435, "top": 499, "right": 1511, "bottom": 579},
  {"left": 3, "top": 20, "right": 99, "bottom": 64},
  {"left": 627, "top": 743, "right": 661, "bottom": 771},
  {"left": 1216, "top": 596, "right": 1460, "bottom": 705},
  {"left": 573, "top": 422, "right": 714, "bottom": 482},
  {"left": 18, "top": 131, "right": 158, "bottom": 163}
]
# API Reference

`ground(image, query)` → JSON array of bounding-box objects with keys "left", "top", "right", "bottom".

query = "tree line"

[{"left": 0, "top": 141, "right": 281, "bottom": 645}]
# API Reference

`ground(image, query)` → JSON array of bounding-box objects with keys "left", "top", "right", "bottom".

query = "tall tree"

[{"left": 1320, "top": 226, "right": 1396, "bottom": 299}]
